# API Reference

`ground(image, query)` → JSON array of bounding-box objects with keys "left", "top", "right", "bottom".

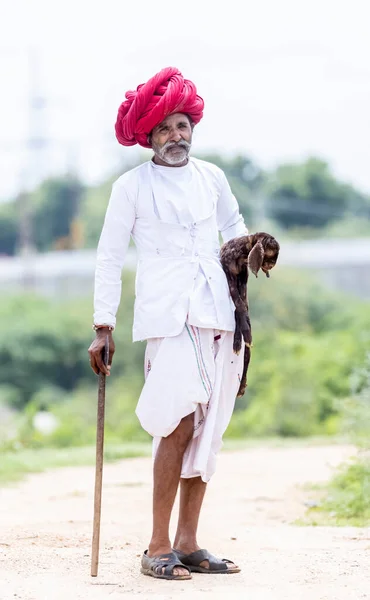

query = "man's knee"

[
  {"left": 180, "top": 412, "right": 195, "bottom": 434},
  {"left": 170, "top": 412, "right": 194, "bottom": 446}
]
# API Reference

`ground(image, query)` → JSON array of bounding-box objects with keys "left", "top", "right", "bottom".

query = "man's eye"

[{"left": 160, "top": 127, "right": 169, "bottom": 133}]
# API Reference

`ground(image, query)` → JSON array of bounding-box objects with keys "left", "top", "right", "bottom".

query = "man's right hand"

[{"left": 88, "top": 328, "right": 115, "bottom": 376}]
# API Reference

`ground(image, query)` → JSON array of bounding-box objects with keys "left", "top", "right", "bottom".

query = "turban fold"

[{"left": 115, "top": 67, "right": 204, "bottom": 148}]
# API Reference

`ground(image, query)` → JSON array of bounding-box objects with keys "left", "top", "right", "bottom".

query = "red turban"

[{"left": 115, "top": 67, "right": 204, "bottom": 148}]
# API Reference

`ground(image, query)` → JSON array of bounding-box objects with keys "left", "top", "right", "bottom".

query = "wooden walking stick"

[{"left": 91, "top": 335, "right": 109, "bottom": 577}]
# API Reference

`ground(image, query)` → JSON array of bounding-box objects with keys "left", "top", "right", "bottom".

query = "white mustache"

[{"left": 164, "top": 140, "right": 191, "bottom": 151}]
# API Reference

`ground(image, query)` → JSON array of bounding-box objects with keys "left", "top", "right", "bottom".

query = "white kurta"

[{"left": 93, "top": 157, "right": 247, "bottom": 340}]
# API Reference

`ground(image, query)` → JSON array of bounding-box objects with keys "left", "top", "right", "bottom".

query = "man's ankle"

[
  {"left": 173, "top": 536, "right": 199, "bottom": 554},
  {"left": 148, "top": 537, "right": 172, "bottom": 556}
]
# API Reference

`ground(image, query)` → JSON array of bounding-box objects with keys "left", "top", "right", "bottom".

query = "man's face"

[{"left": 150, "top": 113, "right": 193, "bottom": 166}]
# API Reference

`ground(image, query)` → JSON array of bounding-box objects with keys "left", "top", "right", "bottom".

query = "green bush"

[
  {"left": 310, "top": 457, "right": 370, "bottom": 526},
  {"left": 339, "top": 352, "right": 370, "bottom": 448},
  {"left": 0, "top": 272, "right": 144, "bottom": 409},
  {"left": 302, "top": 353, "right": 370, "bottom": 526},
  {"left": 11, "top": 375, "right": 150, "bottom": 450}
]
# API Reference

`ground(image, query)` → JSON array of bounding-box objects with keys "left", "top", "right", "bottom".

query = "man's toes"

[
  {"left": 197, "top": 558, "right": 239, "bottom": 572},
  {"left": 166, "top": 567, "right": 189, "bottom": 577},
  {"left": 172, "top": 567, "right": 188, "bottom": 577}
]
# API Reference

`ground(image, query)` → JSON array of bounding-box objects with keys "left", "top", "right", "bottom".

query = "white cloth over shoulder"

[
  {"left": 136, "top": 324, "right": 245, "bottom": 483},
  {"left": 93, "top": 157, "right": 247, "bottom": 340}
]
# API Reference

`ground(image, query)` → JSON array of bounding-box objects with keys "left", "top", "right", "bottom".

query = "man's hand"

[{"left": 88, "top": 328, "right": 115, "bottom": 376}]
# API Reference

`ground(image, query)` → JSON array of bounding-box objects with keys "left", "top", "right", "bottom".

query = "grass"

[
  {"left": 0, "top": 435, "right": 350, "bottom": 487},
  {"left": 297, "top": 456, "right": 370, "bottom": 527},
  {"left": 0, "top": 443, "right": 152, "bottom": 485}
]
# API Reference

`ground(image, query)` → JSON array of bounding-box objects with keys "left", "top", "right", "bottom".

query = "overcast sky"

[{"left": 1, "top": 0, "right": 370, "bottom": 200}]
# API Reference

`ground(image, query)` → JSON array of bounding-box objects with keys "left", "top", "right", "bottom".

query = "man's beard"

[{"left": 152, "top": 138, "right": 192, "bottom": 166}]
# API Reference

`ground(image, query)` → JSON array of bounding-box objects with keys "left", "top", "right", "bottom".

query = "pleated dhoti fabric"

[{"left": 135, "top": 323, "right": 244, "bottom": 482}]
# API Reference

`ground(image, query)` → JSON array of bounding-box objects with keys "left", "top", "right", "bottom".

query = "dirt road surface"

[{"left": 1, "top": 444, "right": 369, "bottom": 600}]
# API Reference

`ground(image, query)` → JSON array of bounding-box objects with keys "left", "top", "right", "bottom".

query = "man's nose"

[{"left": 170, "top": 130, "right": 182, "bottom": 142}]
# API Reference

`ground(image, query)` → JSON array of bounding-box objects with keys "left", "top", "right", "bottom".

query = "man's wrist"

[{"left": 92, "top": 324, "right": 114, "bottom": 331}]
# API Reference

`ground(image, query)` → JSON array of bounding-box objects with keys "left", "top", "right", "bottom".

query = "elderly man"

[{"left": 89, "top": 67, "right": 246, "bottom": 580}]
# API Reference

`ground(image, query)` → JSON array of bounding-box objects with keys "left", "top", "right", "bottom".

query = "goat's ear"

[{"left": 248, "top": 240, "right": 264, "bottom": 277}]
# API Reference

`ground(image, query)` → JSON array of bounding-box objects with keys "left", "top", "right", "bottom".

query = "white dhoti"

[{"left": 135, "top": 323, "right": 244, "bottom": 483}]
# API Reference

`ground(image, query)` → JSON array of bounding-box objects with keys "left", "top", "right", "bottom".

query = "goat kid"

[{"left": 220, "top": 232, "right": 280, "bottom": 397}]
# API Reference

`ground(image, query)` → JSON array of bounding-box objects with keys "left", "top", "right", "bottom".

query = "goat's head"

[{"left": 248, "top": 232, "right": 280, "bottom": 278}]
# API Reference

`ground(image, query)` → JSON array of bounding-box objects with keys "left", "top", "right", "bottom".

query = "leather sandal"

[
  {"left": 140, "top": 550, "right": 192, "bottom": 580},
  {"left": 173, "top": 548, "right": 240, "bottom": 574}
]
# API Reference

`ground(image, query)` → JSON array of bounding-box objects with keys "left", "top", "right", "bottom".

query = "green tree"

[
  {"left": 266, "top": 158, "right": 370, "bottom": 229},
  {"left": 0, "top": 202, "right": 18, "bottom": 256},
  {"left": 31, "top": 176, "right": 84, "bottom": 251},
  {"left": 197, "top": 153, "right": 265, "bottom": 225},
  {"left": 79, "top": 178, "right": 114, "bottom": 248}
]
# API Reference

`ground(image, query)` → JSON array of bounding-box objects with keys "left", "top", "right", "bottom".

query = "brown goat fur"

[{"left": 220, "top": 232, "right": 280, "bottom": 397}]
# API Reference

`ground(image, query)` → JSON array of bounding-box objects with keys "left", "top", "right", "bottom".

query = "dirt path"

[{"left": 1, "top": 444, "right": 369, "bottom": 600}]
